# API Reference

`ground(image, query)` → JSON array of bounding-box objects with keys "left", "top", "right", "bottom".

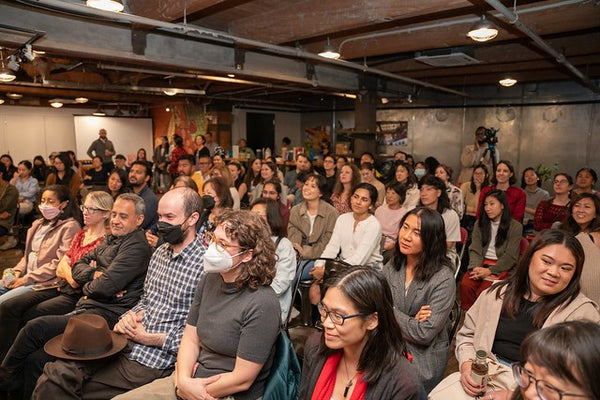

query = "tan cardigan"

[
  {"left": 287, "top": 199, "right": 338, "bottom": 259},
  {"left": 456, "top": 286, "right": 600, "bottom": 366},
  {"left": 14, "top": 217, "right": 81, "bottom": 286}
]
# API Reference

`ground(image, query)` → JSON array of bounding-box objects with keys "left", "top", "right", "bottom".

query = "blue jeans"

[
  {"left": 0, "top": 284, "right": 34, "bottom": 306},
  {"left": 299, "top": 260, "right": 315, "bottom": 281}
]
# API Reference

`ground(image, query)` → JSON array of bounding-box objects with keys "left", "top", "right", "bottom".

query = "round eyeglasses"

[{"left": 511, "top": 363, "right": 588, "bottom": 400}]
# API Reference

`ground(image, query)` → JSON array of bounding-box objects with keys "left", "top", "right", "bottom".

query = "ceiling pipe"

[
  {"left": 484, "top": 0, "right": 599, "bottom": 94},
  {"left": 98, "top": 63, "right": 359, "bottom": 99},
  {"left": 337, "top": 0, "right": 585, "bottom": 53},
  {"left": 19, "top": 0, "right": 468, "bottom": 97}
]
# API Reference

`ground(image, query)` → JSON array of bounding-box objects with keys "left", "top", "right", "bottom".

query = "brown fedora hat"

[{"left": 44, "top": 314, "right": 128, "bottom": 361}]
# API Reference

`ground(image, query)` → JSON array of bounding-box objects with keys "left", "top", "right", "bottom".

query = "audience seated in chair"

[
  {"left": 111, "top": 210, "right": 280, "bottom": 400},
  {"left": 311, "top": 183, "right": 383, "bottom": 304},
  {"left": 429, "top": 229, "right": 600, "bottom": 400},
  {"left": 251, "top": 198, "right": 296, "bottom": 323},
  {"left": 0, "top": 191, "right": 111, "bottom": 361},
  {"left": 0, "top": 193, "right": 151, "bottom": 400},
  {"left": 299, "top": 266, "right": 422, "bottom": 399},
  {"left": 509, "top": 320, "right": 600, "bottom": 400},
  {"left": 0, "top": 162, "right": 19, "bottom": 250},
  {"left": 460, "top": 190, "right": 522, "bottom": 310},
  {"left": 9, "top": 160, "right": 39, "bottom": 216},
  {"left": 0, "top": 185, "right": 81, "bottom": 305},
  {"left": 33, "top": 188, "right": 205, "bottom": 400},
  {"left": 561, "top": 192, "right": 600, "bottom": 305},
  {"left": 383, "top": 207, "right": 456, "bottom": 393}
]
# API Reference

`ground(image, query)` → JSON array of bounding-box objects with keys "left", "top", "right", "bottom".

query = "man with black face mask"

[{"left": 33, "top": 188, "right": 206, "bottom": 399}]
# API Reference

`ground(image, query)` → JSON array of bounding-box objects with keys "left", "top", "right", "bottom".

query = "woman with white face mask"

[
  {"left": 117, "top": 209, "right": 280, "bottom": 400},
  {"left": 0, "top": 185, "right": 81, "bottom": 305}
]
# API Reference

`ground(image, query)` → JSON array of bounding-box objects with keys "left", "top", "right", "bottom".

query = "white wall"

[
  {"left": 0, "top": 106, "right": 153, "bottom": 165},
  {"left": 0, "top": 106, "right": 92, "bottom": 163},
  {"left": 74, "top": 116, "right": 153, "bottom": 162}
]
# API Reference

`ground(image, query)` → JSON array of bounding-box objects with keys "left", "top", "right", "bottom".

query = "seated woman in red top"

[
  {"left": 533, "top": 172, "right": 573, "bottom": 232},
  {"left": 300, "top": 266, "right": 421, "bottom": 400},
  {"left": 477, "top": 160, "right": 526, "bottom": 223}
]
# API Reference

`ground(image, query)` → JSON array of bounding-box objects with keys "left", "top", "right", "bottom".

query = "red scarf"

[{"left": 311, "top": 351, "right": 367, "bottom": 400}]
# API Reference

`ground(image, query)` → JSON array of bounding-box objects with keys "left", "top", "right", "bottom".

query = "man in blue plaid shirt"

[{"left": 34, "top": 188, "right": 206, "bottom": 399}]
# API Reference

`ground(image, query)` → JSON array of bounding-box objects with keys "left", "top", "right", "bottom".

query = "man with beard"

[
  {"left": 0, "top": 193, "right": 151, "bottom": 400},
  {"left": 457, "top": 126, "right": 500, "bottom": 185},
  {"left": 33, "top": 188, "right": 205, "bottom": 399},
  {"left": 129, "top": 161, "right": 158, "bottom": 230}
]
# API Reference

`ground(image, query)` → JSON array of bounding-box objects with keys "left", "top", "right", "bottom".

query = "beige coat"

[
  {"left": 287, "top": 199, "right": 338, "bottom": 259},
  {"left": 456, "top": 286, "right": 600, "bottom": 366}
]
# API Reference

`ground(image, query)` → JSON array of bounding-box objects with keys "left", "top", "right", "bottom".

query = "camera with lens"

[{"left": 483, "top": 127, "right": 499, "bottom": 149}]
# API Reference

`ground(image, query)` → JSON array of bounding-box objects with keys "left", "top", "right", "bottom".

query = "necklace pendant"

[{"left": 343, "top": 380, "right": 353, "bottom": 398}]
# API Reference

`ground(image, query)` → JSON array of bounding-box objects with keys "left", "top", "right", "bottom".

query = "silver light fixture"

[
  {"left": 318, "top": 37, "right": 341, "bottom": 59},
  {"left": 467, "top": 16, "right": 498, "bottom": 42},
  {"left": 86, "top": 0, "right": 124, "bottom": 12}
]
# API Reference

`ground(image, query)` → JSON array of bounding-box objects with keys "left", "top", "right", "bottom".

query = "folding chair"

[{"left": 455, "top": 227, "right": 469, "bottom": 279}]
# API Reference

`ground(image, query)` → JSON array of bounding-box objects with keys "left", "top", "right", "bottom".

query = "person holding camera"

[{"left": 457, "top": 126, "right": 500, "bottom": 186}]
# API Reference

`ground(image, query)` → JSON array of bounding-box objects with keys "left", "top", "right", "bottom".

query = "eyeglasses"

[
  {"left": 317, "top": 302, "right": 370, "bottom": 326},
  {"left": 206, "top": 231, "right": 246, "bottom": 254},
  {"left": 511, "top": 363, "right": 588, "bottom": 400},
  {"left": 553, "top": 179, "right": 569, "bottom": 185},
  {"left": 80, "top": 205, "right": 105, "bottom": 214}
]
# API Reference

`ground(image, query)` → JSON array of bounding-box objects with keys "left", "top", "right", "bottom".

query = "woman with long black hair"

[
  {"left": 300, "top": 266, "right": 421, "bottom": 399},
  {"left": 460, "top": 189, "right": 522, "bottom": 310},
  {"left": 430, "top": 229, "right": 600, "bottom": 400},
  {"left": 384, "top": 207, "right": 456, "bottom": 393}
]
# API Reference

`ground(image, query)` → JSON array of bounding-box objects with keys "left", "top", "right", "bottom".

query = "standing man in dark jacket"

[
  {"left": 87, "top": 128, "right": 116, "bottom": 171},
  {"left": 0, "top": 193, "right": 151, "bottom": 400}
]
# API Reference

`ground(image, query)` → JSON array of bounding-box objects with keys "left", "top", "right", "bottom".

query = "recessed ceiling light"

[
  {"left": 49, "top": 100, "right": 64, "bottom": 108},
  {"left": 227, "top": 74, "right": 235, "bottom": 78},
  {"left": 6, "top": 93, "right": 23, "bottom": 99},
  {"left": 86, "top": 0, "right": 124, "bottom": 12},
  {"left": 75, "top": 97, "right": 89, "bottom": 103},
  {"left": 381, "top": 97, "right": 389, "bottom": 104}
]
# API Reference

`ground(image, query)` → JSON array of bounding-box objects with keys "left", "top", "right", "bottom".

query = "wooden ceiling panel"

[
  {"left": 227, "top": 0, "right": 471, "bottom": 44},
  {"left": 128, "top": 0, "right": 228, "bottom": 22},
  {"left": 301, "top": 1, "right": 600, "bottom": 60}
]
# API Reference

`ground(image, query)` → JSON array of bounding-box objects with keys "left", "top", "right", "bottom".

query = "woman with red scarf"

[{"left": 299, "top": 266, "right": 421, "bottom": 400}]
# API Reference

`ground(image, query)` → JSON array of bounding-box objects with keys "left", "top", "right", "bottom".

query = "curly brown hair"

[{"left": 214, "top": 209, "right": 276, "bottom": 290}]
